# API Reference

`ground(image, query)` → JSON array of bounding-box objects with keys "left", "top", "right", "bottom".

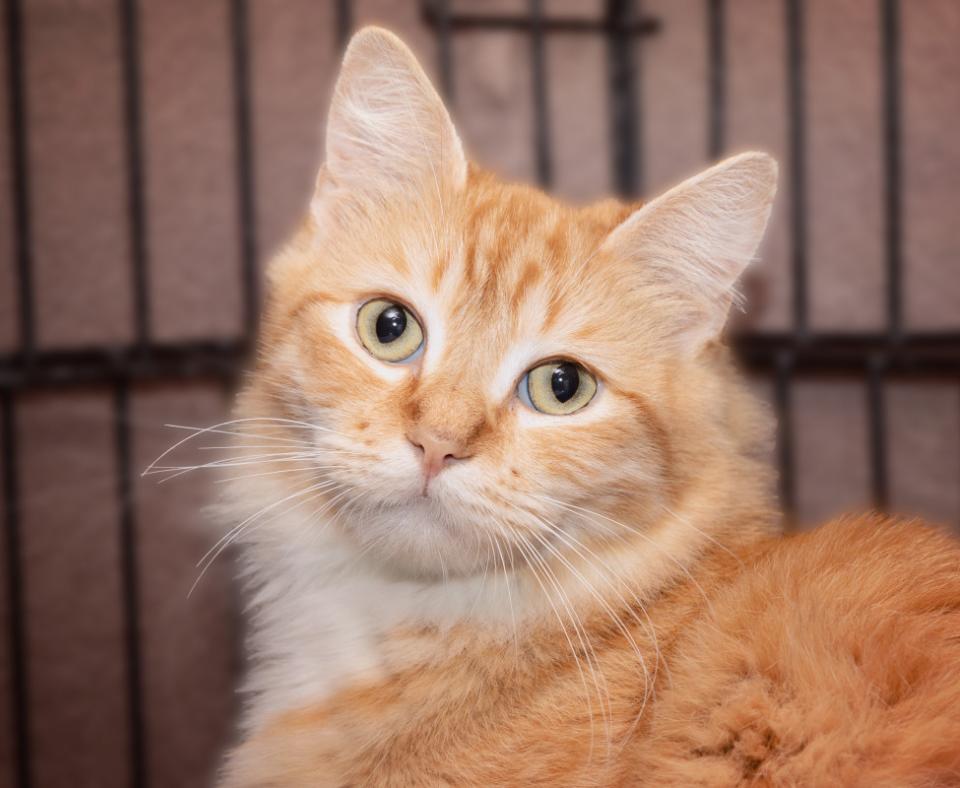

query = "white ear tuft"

[
  {"left": 324, "top": 27, "right": 466, "bottom": 197},
  {"left": 601, "top": 152, "right": 778, "bottom": 351}
]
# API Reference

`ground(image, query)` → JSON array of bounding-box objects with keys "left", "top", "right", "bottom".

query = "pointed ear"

[
  {"left": 600, "top": 152, "right": 778, "bottom": 353},
  {"left": 322, "top": 27, "right": 466, "bottom": 199}
]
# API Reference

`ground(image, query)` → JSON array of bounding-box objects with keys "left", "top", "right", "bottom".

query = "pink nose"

[{"left": 406, "top": 426, "right": 468, "bottom": 491}]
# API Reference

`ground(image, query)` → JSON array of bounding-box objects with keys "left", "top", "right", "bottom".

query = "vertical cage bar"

[
  {"left": 336, "top": 0, "right": 353, "bottom": 49},
  {"left": 2, "top": 391, "right": 31, "bottom": 788},
  {"left": 606, "top": 0, "right": 640, "bottom": 198},
  {"left": 785, "top": 0, "right": 808, "bottom": 337},
  {"left": 113, "top": 381, "right": 146, "bottom": 788},
  {"left": 118, "top": 0, "right": 151, "bottom": 349},
  {"left": 4, "top": 0, "right": 36, "bottom": 359},
  {"left": 774, "top": 353, "right": 796, "bottom": 518},
  {"left": 707, "top": 0, "right": 725, "bottom": 158},
  {"left": 881, "top": 0, "right": 903, "bottom": 342},
  {"left": 528, "top": 0, "right": 553, "bottom": 188},
  {"left": 867, "top": 357, "right": 889, "bottom": 510},
  {"left": 230, "top": 0, "right": 259, "bottom": 344}
]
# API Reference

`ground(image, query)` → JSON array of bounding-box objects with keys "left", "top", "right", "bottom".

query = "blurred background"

[{"left": 0, "top": 0, "right": 958, "bottom": 786}]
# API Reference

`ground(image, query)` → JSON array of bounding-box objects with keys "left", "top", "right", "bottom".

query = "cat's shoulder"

[
  {"left": 719, "top": 512, "right": 960, "bottom": 651},
  {"left": 630, "top": 515, "right": 960, "bottom": 785},
  {"left": 784, "top": 509, "right": 958, "bottom": 557},
  {"left": 752, "top": 512, "right": 960, "bottom": 602}
]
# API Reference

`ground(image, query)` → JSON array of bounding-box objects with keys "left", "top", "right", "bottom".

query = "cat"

[{"left": 216, "top": 27, "right": 960, "bottom": 787}]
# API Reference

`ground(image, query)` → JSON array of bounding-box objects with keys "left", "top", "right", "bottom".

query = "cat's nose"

[{"left": 406, "top": 426, "right": 469, "bottom": 490}]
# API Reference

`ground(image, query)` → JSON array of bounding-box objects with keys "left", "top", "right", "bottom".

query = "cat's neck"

[{"left": 233, "top": 480, "right": 778, "bottom": 731}]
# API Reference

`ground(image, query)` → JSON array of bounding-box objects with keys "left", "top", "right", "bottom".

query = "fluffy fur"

[{"left": 215, "top": 29, "right": 960, "bottom": 786}]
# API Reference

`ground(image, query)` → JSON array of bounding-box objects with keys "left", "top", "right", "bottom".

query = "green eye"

[
  {"left": 522, "top": 361, "right": 597, "bottom": 415},
  {"left": 356, "top": 298, "right": 424, "bottom": 363}
]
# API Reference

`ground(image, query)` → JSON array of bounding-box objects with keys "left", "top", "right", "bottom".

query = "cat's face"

[{"left": 236, "top": 29, "right": 777, "bottom": 579}]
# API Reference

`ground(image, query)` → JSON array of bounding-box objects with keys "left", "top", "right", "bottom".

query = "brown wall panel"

[
  {"left": 141, "top": 0, "right": 242, "bottom": 342},
  {"left": 888, "top": 382, "right": 960, "bottom": 529},
  {"left": 548, "top": 32, "right": 611, "bottom": 202},
  {"left": 793, "top": 380, "right": 871, "bottom": 527},
  {"left": 452, "top": 2, "right": 609, "bottom": 202},
  {"left": 902, "top": 0, "right": 960, "bottom": 331},
  {"left": 132, "top": 383, "right": 236, "bottom": 788},
  {"left": 455, "top": 0, "right": 526, "bottom": 13},
  {"left": 0, "top": 405, "right": 14, "bottom": 788},
  {"left": 452, "top": 31, "right": 536, "bottom": 184},
  {"left": 640, "top": 0, "right": 708, "bottom": 198},
  {"left": 249, "top": 1, "right": 338, "bottom": 262},
  {"left": 545, "top": 0, "right": 603, "bottom": 15},
  {"left": 726, "top": 0, "right": 790, "bottom": 331},
  {"left": 807, "top": 0, "right": 884, "bottom": 331},
  {"left": 19, "top": 390, "right": 129, "bottom": 788},
  {"left": 25, "top": 0, "right": 133, "bottom": 349},
  {"left": 0, "top": 6, "right": 17, "bottom": 354}
]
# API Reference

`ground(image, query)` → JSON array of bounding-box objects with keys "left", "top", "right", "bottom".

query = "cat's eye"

[
  {"left": 520, "top": 360, "right": 597, "bottom": 415},
  {"left": 356, "top": 298, "right": 424, "bottom": 363}
]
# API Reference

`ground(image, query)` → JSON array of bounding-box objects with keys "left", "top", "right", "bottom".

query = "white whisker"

[{"left": 504, "top": 523, "right": 599, "bottom": 759}]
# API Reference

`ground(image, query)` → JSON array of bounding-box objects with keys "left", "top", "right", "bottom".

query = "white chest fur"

[
  {"left": 230, "top": 490, "right": 710, "bottom": 733},
  {"left": 236, "top": 528, "right": 520, "bottom": 731}
]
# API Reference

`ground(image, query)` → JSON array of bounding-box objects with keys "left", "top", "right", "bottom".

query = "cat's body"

[
  {"left": 225, "top": 515, "right": 960, "bottom": 787},
  {"left": 217, "top": 28, "right": 960, "bottom": 787}
]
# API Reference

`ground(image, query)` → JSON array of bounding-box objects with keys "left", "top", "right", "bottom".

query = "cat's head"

[{"left": 234, "top": 28, "right": 778, "bottom": 580}]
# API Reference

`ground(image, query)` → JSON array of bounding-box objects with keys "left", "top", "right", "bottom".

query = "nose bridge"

[{"left": 408, "top": 369, "right": 488, "bottom": 450}]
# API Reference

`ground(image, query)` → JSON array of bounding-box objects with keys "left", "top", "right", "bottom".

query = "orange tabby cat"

[{"left": 217, "top": 28, "right": 960, "bottom": 787}]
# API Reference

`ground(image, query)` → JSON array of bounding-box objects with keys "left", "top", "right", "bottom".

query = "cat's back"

[{"left": 629, "top": 514, "right": 960, "bottom": 786}]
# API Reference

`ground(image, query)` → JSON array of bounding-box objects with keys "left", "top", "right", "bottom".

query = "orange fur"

[
  {"left": 217, "top": 28, "right": 960, "bottom": 787},
  {"left": 223, "top": 516, "right": 960, "bottom": 787}
]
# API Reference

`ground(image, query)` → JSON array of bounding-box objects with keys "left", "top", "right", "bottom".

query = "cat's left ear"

[
  {"left": 321, "top": 27, "right": 466, "bottom": 200},
  {"left": 601, "top": 152, "right": 778, "bottom": 353}
]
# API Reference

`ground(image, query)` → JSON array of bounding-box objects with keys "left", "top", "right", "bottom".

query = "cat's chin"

[{"left": 335, "top": 492, "right": 495, "bottom": 581}]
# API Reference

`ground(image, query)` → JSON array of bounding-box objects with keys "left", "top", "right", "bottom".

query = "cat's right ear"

[{"left": 317, "top": 27, "right": 466, "bottom": 209}]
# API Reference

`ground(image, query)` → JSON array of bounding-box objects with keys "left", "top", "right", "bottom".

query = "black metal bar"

[
  {"left": 736, "top": 343, "right": 960, "bottom": 377},
  {"left": 4, "top": 0, "right": 35, "bottom": 359},
  {"left": 867, "top": 356, "right": 890, "bottom": 511},
  {"left": 733, "top": 331, "right": 960, "bottom": 373},
  {"left": 707, "top": 0, "right": 725, "bottom": 158},
  {"left": 421, "top": 5, "right": 660, "bottom": 35},
  {"left": 786, "top": 0, "right": 808, "bottom": 338},
  {"left": 0, "top": 341, "right": 247, "bottom": 389},
  {"left": 230, "top": 0, "right": 259, "bottom": 343},
  {"left": 3, "top": 333, "right": 960, "bottom": 391},
  {"left": 336, "top": 0, "right": 353, "bottom": 48},
  {"left": 529, "top": 0, "right": 552, "bottom": 188},
  {"left": 2, "top": 392, "right": 31, "bottom": 788},
  {"left": 774, "top": 352, "right": 796, "bottom": 516},
  {"left": 881, "top": 0, "right": 903, "bottom": 342},
  {"left": 113, "top": 381, "right": 146, "bottom": 788},
  {"left": 867, "top": 355, "right": 889, "bottom": 510},
  {"left": 118, "top": 0, "right": 151, "bottom": 349},
  {"left": 606, "top": 0, "right": 640, "bottom": 197}
]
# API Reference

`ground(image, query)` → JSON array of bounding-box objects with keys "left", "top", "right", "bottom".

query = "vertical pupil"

[
  {"left": 551, "top": 363, "right": 580, "bottom": 403},
  {"left": 376, "top": 305, "right": 406, "bottom": 343}
]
